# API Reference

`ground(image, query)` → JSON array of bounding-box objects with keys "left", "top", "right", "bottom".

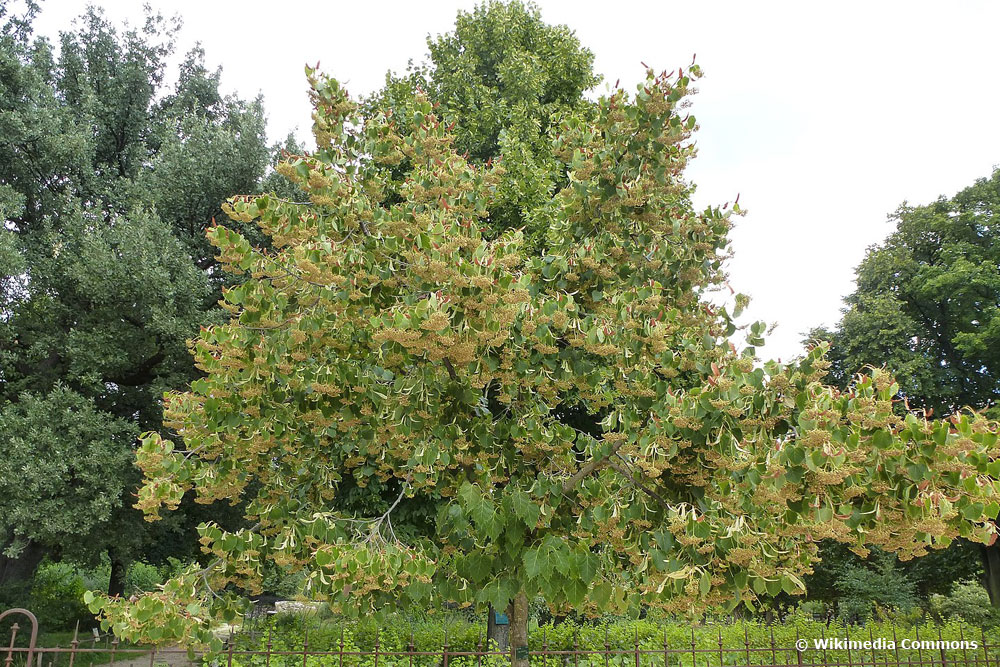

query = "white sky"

[{"left": 31, "top": 1, "right": 1000, "bottom": 361}]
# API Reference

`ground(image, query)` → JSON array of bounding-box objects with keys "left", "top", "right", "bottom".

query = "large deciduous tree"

[
  {"left": 91, "top": 62, "right": 1000, "bottom": 659},
  {"left": 0, "top": 4, "right": 274, "bottom": 596},
  {"left": 810, "top": 168, "right": 1000, "bottom": 605}
]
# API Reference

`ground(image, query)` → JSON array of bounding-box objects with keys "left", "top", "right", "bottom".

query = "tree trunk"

[
  {"left": 108, "top": 549, "right": 127, "bottom": 598},
  {"left": 981, "top": 543, "right": 1000, "bottom": 607},
  {"left": 0, "top": 539, "right": 46, "bottom": 598},
  {"left": 510, "top": 592, "right": 529, "bottom": 667}
]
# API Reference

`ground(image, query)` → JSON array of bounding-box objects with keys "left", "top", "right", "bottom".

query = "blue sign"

[{"left": 494, "top": 611, "right": 509, "bottom": 625}]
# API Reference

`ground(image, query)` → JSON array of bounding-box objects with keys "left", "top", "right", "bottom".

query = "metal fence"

[{"left": 5, "top": 608, "right": 1000, "bottom": 667}]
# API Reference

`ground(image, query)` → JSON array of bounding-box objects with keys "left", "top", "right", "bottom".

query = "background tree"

[
  {"left": 0, "top": 4, "right": 279, "bottom": 598},
  {"left": 368, "top": 0, "right": 600, "bottom": 246},
  {"left": 90, "top": 63, "right": 1000, "bottom": 661},
  {"left": 808, "top": 168, "right": 1000, "bottom": 606}
]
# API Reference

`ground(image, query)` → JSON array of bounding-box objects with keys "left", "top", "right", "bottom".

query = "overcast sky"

[{"left": 31, "top": 1, "right": 1000, "bottom": 361}]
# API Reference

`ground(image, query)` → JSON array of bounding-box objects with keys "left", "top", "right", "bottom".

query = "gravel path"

[{"left": 103, "top": 645, "right": 199, "bottom": 667}]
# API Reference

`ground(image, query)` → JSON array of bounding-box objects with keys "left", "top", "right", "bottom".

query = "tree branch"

[
  {"left": 561, "top": 441, "right": 624, "bottom": 493},
  {"left": 608, "top": 458, "right": 673, "bottom": 512}
]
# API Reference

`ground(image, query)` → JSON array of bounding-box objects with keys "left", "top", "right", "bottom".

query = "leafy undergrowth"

[{"left": 227, "top": 610, "right": 1000, "bottom": 667}]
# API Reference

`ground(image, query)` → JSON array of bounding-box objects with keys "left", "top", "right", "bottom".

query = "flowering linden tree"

[{"left": 88, "top": 65, "right": 1000, "bottom": 658}]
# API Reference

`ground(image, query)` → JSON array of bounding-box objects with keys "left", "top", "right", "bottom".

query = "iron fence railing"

[{"left": 4, "top": 608, "right": 1000, "bottom": 667}]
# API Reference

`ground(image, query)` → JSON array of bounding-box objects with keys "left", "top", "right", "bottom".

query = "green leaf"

[
  {"left": 592, "top": 582, "right": 613, "bottom": 608},
  {"left": 963, "top": 502, "right": 985, "bottom": 521},
  {"left": 477, "top": 578, "right": 514, "bottom": 609},
  {"left": 578, "top": 552, "right": 599, "bottom": 583},
  {"left": 511, "top": 490, "right": 540, "bottom": 528},
  {"left": 699, "top": 570, "right": 711, "bottom": 596},
  {"left": 524, "top": 548, "right": 548, "bottom": 580},
  {"left": 463, "top": 553, "right": 492, "bottom": 583},
  {"left": 780, "top": 575, "right": 798, "bottom": 595},
  {"left": 564, "top": 578, "right": 588, "bottom": 606}
]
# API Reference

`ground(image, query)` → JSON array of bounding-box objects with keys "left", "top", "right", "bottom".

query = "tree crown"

[{"left": 88, "top": 62, "right": 1000, "bottom": 646}]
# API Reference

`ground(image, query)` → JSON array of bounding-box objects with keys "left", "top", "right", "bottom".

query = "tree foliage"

[
  {"left": 808, "top": 168, "right": 1000, "bottom": 606},
  {"left": 810, "top": 169, "right": 1000, "bottom": 417},
  {"left": 0, "top": 5, "right": 275, "bottom": 590},
  {"left": 369, "top": 0, "right": 600, "bottom": 244},
  {"left": 0, "top": 387, "right": 135, "bottom": 560},
  {"left": 89, "top": 57, "right": 1000, "bottom": 648}
]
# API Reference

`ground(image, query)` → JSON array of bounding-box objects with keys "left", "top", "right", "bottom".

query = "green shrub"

[
  {"left": 262, "top": 561, "right": 306, "bottom": 599},
  {"left": 125, "top": 561, "right": 165, "bottom": 595},
  {"left": 929, "top": 580, "right": 1000, "bottom": 626},
  {"left": 72, "top": 555, "right": 171, "bottom": 597},
  {"left": 27, "top": 561, "right": 93, "bottom": 631},
  {"left": 795, "top": 599, "right": 829, "bottom": 620},
  {"left": 834, "top": 553, "right": 919, "bottom": 623},
  {"left": 0, "top": 557, "right": 177, "bottom": 633}
]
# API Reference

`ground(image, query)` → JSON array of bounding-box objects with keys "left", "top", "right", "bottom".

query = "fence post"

[
  {"left": 443, "top": 625, "right": 450, "bottom": 667},
  {"left": 478, "top": 630, "right": 484, "bottom": 667},
  {"left": 68, "top": 622, "right": 80, "bottom": 667},
  {"left": 605, "top": 626, "right": 611, "bottom": 667},
  {"left": 301, "top": 622, "right": 308, "bottom": 667},
  {"left": 691, "top": 627, "right": 697, "bottom": 667},
  {"left": 266, "top": 624, "right": 273, "bottom": 667},
  {"left": 769, "top": 626, "right": 777, "bottom": 667},
  {"left": 2, "top": 622, "right": 16, "bottom": 667},
  {"left": 743, "top": 625, "right": 751, "bottom": 667},
  {"left": 1, "top": 608, "right": 38, "bottom": 667},
  {"left": 718, "top": 627, "right": 724, "bottom": 667},
  {"left": 375, "top": 628, "right": 381, "bottom": 667},
  {"left": 408, "top": 629, "right": 414, "bottom": 667},
  {"left": 795, "top": 629, "right": 803, "bottom": 667},
  {"left": 937, "top": 626, "right": 946, "bottom": 667},
  {"left": 635, "top": 627, "right": 641, "bottom": 667}
]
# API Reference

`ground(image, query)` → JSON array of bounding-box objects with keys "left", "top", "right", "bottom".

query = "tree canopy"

[
  {"left": 812, "top": 169, "right": 1000, "bottom": 418},
  {"left": 88, "top": 57, "right": 1000, "bottom": 654},
  {"left": 0, "top": 4, "right": 277, "bottom": 595}
]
